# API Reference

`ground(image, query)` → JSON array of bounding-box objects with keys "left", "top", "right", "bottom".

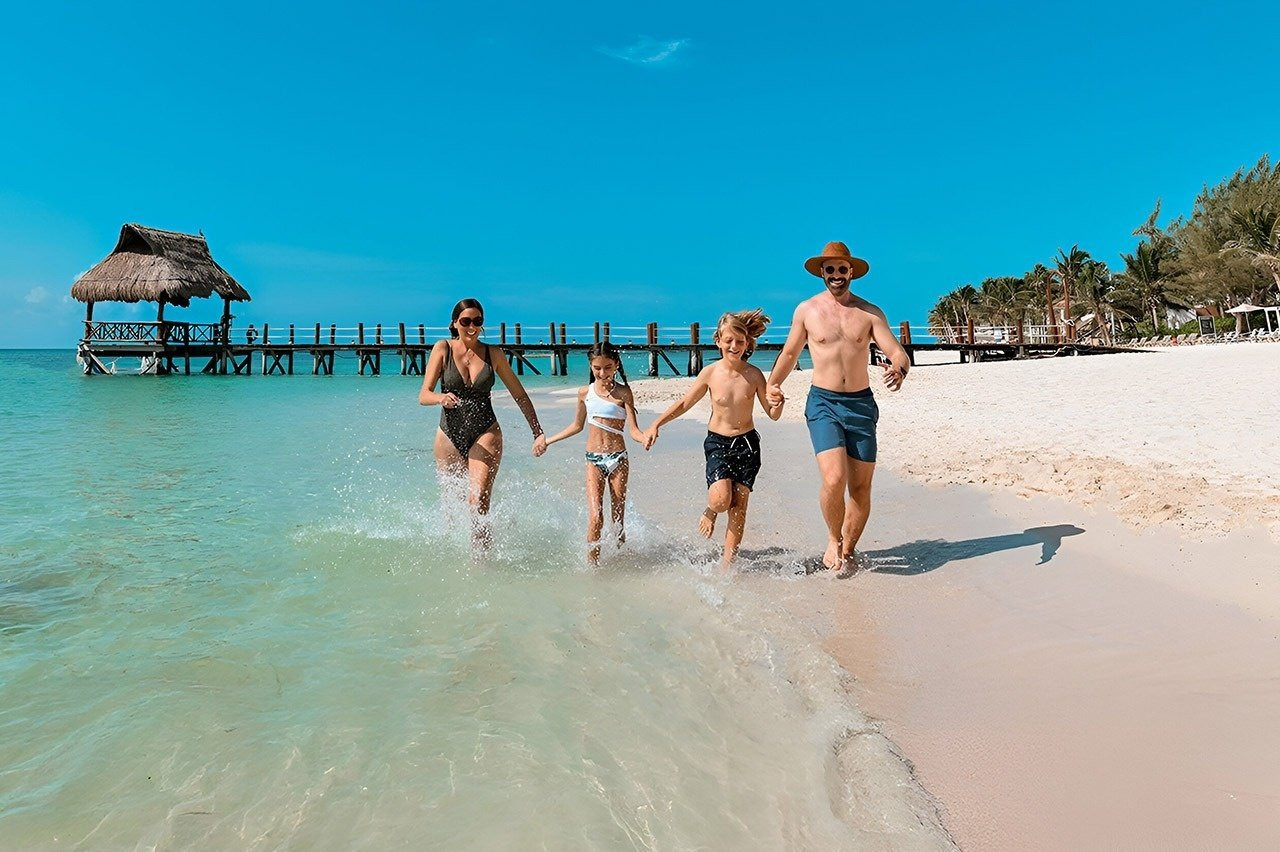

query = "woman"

[{"left": 419, "top": 298, "right": 547, "bottom": 547}]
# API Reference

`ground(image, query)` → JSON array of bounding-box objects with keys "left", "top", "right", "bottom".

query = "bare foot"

[
  {"left": 837, "top": 550, "right": 869, "bottom": 578},
  {"left": 822, "top": 538, "right": 842, "bottom": 570},
  {"left": 698, "top": 508, "right": 717, "bottom": 539}
]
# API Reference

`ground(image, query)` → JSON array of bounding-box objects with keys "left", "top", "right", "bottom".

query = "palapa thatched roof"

[{"left": 70, "top": 224, "right": 250, "bottom": 307}]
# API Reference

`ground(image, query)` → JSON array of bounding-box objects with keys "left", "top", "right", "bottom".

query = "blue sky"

[{"left": 2, "top": 0, "right": 1275, "bottom": 346}]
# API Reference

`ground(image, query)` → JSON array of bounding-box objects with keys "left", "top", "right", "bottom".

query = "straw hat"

[{"left": 804, "top": 241, "right": 869, "bottom": 279}]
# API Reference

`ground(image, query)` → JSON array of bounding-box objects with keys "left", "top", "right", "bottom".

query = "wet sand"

[{"left": 614, "top": 364, "right": 1280, "bottom": 850}]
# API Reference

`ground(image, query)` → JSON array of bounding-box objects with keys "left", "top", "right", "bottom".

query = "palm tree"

[
  {"left": 1118, "top": 239, "right": 1175, "bottom": 330},
  {"left": 978, "top": 276, "right": 1030, "bottom": 330},
  {"left": 1222, "top": 204, "right": 1280, "bottom": 298},
  {"left": 1072, "top": 259, "right": 1129, "bottom": 344},
  {"left": 1054, "top": 245, "right": 1090, "bottom": 340},
  {"left": 928, "top": 285, "right": 981, "bottom": 341},
  {"left": 1023, "top": 263, "right": 1058, "bottom": 342}
]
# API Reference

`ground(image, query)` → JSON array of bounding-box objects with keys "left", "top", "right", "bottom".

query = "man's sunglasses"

[
  {"left": 824, "top": 265, "right": 850, "bottom": 276},
  {"left": 457, "top": 317, "right": 484, "bottom": 328}
]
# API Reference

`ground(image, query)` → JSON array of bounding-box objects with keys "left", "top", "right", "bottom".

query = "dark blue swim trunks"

[
  {"left": 704, "top": 429, "right": 762, "bottom": 490},
  {"left": 804, "top": 386, "right": 878, "bottom": 462}
]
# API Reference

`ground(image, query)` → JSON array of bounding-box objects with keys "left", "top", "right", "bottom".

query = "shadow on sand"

[{"left": 863, "top": 524, "right": 1086, "bottom": 576}]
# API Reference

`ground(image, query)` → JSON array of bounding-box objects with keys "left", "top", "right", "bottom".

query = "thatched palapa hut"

[
  {"left": 72, "top": 224, "right": 251, "bottom": 374},
  {"left": 72, "top": 223, "right": 249, "bottom": 314}
]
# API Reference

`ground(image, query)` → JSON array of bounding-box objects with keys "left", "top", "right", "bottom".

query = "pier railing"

[
  {"left": 77, "top": 317, "right": 1134, "bottom": 376},
  {"left": 906, "top": 323, "right": 1066, "bottom": 345},
  {"left": 85, "top": 320, "right": 225, "bottom": 345},
  {"left": 222, "top": 321, "right": 797, "bottom": 347}
]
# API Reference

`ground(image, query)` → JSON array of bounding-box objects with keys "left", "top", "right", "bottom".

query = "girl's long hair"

[
  {"left": 714, "top": 308, "right": 771, "bottom": 358},
  {"left": 449, "top": 298, "right": 484, "bottom": 339},
  {"left": 586, "top": 340, "right": 628, "bottom": 385}
]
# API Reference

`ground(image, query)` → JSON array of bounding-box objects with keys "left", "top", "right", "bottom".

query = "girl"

[
  {"left": 642, "top": 309, "right": 782, "bottom": 572},
  {"left": 543, "top": 342, "right": 647, "bottom": 565},
  {"left": 419, "top": 298, "right": 547, "bottom": 549}
]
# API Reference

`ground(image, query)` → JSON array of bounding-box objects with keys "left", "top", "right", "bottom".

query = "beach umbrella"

[{"left": 1225, "top": 303, "right": 1264, "bottom": 331}]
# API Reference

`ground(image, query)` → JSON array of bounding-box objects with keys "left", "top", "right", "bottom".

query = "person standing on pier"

[
  {"left": 766, "top": 242, "right": 910, "bottom": 575},
  {"left": 419, "top": 298, "right": 547, "bottom": 548}
]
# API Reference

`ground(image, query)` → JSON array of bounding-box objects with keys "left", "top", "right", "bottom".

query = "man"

[{"left": 767, "top": 241, "right": 910, "bottom": 573}]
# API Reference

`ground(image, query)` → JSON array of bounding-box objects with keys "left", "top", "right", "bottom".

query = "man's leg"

[
  {"left": 841, "top": 458, "right": 876, "bottom": 569},
  {"left": 815, "top": 448, "right": 849, "bottom": 569}
]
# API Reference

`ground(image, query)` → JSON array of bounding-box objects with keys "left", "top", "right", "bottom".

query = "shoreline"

[{"left": 619, "top": 345, "right": 1280, "bottom": 848}]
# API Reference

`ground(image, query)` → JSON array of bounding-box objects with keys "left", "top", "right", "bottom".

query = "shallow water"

[{"left": 0, "top": 351, "right": 944, "bottom": 849}]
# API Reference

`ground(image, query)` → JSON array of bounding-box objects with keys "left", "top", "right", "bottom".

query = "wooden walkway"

[{"left": 76, "top": 319, "right": 1138, "bottom": 377}]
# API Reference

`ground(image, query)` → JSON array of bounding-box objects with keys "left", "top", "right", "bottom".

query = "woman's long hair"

[
  {"left": 714, "top": 308, "right": 771, "bottom": 358},
  {"left": 586, "top": 340, "right": 628, "bottom": 385},
  {"left": 449, "top": 298, "right": 484, "bottom": 338}
]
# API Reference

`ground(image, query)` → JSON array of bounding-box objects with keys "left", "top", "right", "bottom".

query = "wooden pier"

[
  {"left": 76, "top": 318, "right": 1138, "bottom": 377},
  {"left": 68, "top": 224, "right": 1141, "bottom": 379}
]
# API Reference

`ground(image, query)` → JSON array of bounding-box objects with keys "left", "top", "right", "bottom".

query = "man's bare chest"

[{"left": 808, "top": 311, "right": 872, "bottom": 347}]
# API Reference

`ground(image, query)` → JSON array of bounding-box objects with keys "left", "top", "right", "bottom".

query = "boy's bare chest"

[{"left": 709, "top": 372, "right": 753, "bottom": 407}]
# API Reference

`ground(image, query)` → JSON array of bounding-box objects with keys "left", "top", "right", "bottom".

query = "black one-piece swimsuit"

[{"left": 440, "top": 343, "right": 497, "bottom": 454}]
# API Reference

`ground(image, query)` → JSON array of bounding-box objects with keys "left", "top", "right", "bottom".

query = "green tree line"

[{"left": 928, "top": 156, "right": 1280, "bottom": 342}]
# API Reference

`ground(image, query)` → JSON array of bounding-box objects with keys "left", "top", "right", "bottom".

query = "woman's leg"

[
  {"left": 699, "top": 479, "right": 734, "bottom": 538},
  {"left": 434, "top": 428, "right": 469, "bottom": 502},
  {"left": 721, "top": 483, "right": 751, "bottom": 571},
  {"left": 585, "top": 461, "right": 606, "bottom": 565},
  {"left": 466, "top": 424, "right": 503, "bottom": 549},
  {"left": 606, "top": 458, "right": 630, "bottom": 546}
]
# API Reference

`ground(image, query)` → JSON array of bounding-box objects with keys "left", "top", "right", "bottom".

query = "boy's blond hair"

[{"left": 714, "top": 308, "right": 771, "bottom": 358}]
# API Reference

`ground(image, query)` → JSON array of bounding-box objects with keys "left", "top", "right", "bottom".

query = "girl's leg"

[
  {"left": 721, "top": 483, "right": 751, "bottom": 572},
  {"left": 606, "top": 459, "right": 630, "bottom": 547},
  {"left": 699, "top": 479, "right": 734, "bottom": 538},
  {"left": 466, "top": 425, "right": 503, "bottom": 549},
  {"left": 585, "top": 462, "right": 606, "bottom": 565}
]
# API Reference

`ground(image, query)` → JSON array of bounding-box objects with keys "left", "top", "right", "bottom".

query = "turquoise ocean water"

[{"left": 0, "top": 350, "right": 941, "bottom": 850}]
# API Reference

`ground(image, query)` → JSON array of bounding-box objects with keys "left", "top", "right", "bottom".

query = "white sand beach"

[
  {"left": 631, "top": 343, "right": 1280, "bottom": 541},
  {"left": 624, "top": 343, "right": 1280, "bottom": 849}
]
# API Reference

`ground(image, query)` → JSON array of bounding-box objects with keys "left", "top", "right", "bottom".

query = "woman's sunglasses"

[
  {"left": 457, "top": 317, "right": 484, "bottom": 328},
  {"left": 823, "top": 265, "right": 850, "bottom": 276}
]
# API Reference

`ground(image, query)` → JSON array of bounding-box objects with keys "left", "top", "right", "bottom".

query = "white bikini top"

[{"left": 586, "top": 382, "right": 626, "bottom": 435}]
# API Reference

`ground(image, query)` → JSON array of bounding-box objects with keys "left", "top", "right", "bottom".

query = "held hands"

[
  {"left": 766, "top": 383, "right": 785, "bottom": 407},
  {"left": 532, "top": 434, "right": 548, "bottom": 457},
  {"left": 881, "top": 363, "right": 907, "bottom": 392},
  {"left": 642, "top": 426, "right": 659, "bottom": 450}
]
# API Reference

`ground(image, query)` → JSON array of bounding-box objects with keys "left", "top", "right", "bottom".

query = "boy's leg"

[
  {"left": 585, "top": 462, "right": 606, "bottom": 565},
  {"left": 607, "top": 459, "right": 629, "bottom": 546},
  {"left": 840, "top": 459, "right": 876, "bottom": 571},
  {"left": 815, "top": 447, "right": 849, "bottom": 568},
  {"left": 700, "top": 479, "right": 734, "bottom": 538},
  {"left": 721, "top": 483, "right": 751, "bottom": 571}
]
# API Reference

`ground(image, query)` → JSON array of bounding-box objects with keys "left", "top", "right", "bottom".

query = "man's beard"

[{"left": 825, "top": 279, "right": 850, "bottom": 295}]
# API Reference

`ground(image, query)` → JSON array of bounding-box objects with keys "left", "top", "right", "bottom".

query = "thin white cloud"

[
  {"left": 25, "top": 286, "right": 48, "bottom": 305},
  {"left": 598, "top": 36, "right": 689, "bottom": 65}
]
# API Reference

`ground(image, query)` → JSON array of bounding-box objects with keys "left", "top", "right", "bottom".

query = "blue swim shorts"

[{"left": 804, "top": 386, "right": 878, "bottom": 462}]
